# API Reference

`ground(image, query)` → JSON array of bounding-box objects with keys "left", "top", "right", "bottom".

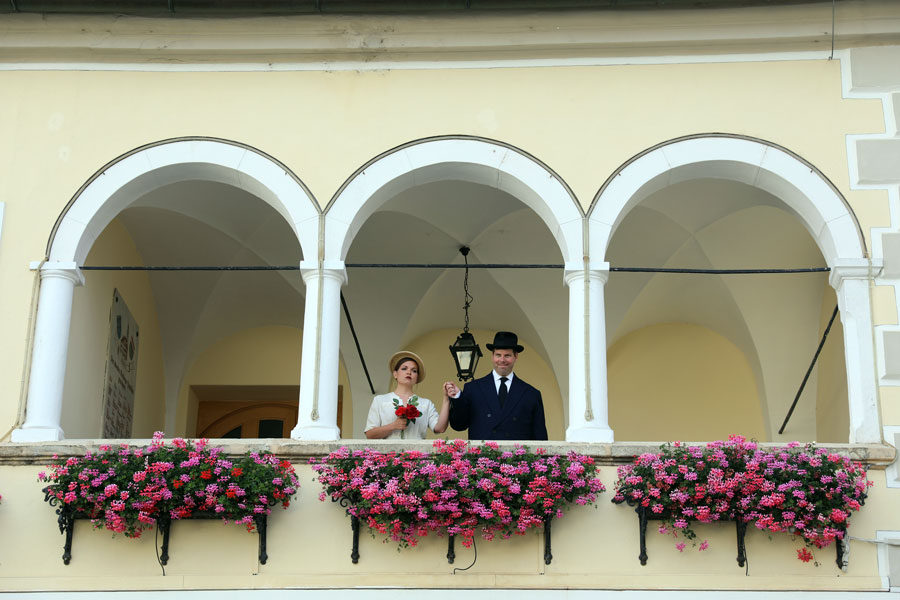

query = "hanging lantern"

[
  {"left": 450, "top": 330, "right": 482, "bottom": 382},
  {"left": 448, "top": 246, "right": 482, "bottom": 381}
]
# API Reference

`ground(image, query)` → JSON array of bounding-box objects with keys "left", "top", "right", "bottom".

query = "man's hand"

[{"left": 444, "top": 381, "right": 460, "bottom": 398}]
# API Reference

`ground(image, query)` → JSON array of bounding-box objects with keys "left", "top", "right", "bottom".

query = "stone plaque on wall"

[{"left": 100, "top": 289, "right": 139, "bottom": 438}]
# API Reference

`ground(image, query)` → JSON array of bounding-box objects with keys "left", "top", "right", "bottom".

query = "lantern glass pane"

[{"left": 457, "top": 350, "right": 473, "bottom": 371}]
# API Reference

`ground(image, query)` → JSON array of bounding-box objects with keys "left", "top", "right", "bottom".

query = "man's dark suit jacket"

[{"left": 449, "top": 373, "right": 548, "bottom": 441}]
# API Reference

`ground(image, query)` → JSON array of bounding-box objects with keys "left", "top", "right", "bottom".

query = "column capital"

[
  {"left": 829, "top": 258, "right": 883, "bottom": 290},
  {"left": 30, "top": 261, "right": 85, "bottom": 286},
  {"left": 299, "top": 260, "right": 347, "bottom": 285},
  {"left": 564, "top": 261, "right": 610, "bottom": 286}
]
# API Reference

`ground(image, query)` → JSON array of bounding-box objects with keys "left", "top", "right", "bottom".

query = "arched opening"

[
  {"left": 326, "top": 137, "right": 582, "bottom": 439},
  {"left": 17, "top": 139, "right": 319, "bottom": 441},
  {"left": 592, "top": 135, "right": 873, "bottom": 443}
]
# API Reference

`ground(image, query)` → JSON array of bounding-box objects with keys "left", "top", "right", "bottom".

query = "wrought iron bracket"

[
  {"left": 157, "top": 512, "right": 269, "bottom": 566},
  {"left": 543, "top": 514, "right": 554, "bottom": 565},
  {"left": 635, "top": 506, "right": 746, "bottom": 567},
  {"left": 350, "top": 514, "right": 361, "bottom": 564},
  {"left": 44, "top": 486, "right": 271, "bottom": 566},
  {"left": 332, "top": 497, "right": 554, "bottom": 565},
  {"left": 334, "top": 496, "right": 361, "bottom": 563},
  {"left": 836, "top": 537, "right": 847, "bottom": 570}
]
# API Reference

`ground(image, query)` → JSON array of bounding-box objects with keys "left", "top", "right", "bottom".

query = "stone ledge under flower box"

[{"left": 2, "top": 439, "right": 895, "bottom": 467}]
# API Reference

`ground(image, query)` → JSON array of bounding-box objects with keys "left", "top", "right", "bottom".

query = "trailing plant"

[
  {"left": 611, "top": 436, "right": 871, "bottom": 559},
  {"left": 310, "top": 439, "right": 604, "bottom": 548},
  {"left": 39, "top": 432, "right": 299, "bottom": 538}
]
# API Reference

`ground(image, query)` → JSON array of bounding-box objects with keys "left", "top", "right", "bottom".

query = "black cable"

[
  {"left": 340, "top": 292, "right": 375, "bottom": 395},
  {"left": 81, "top": 265, "right": 300, "bottom": 271},
  {"left": 778, "top": 304, "right": 840, "bottom": 434},
  {"left": 610, "top": 267, "right": 830, "bottom": 275},
  {"left": 453, "top": 537, "right": 477, "bottom": 574},
  {"left": 80, "top": 264, "right": 831, "bottom": 274}
]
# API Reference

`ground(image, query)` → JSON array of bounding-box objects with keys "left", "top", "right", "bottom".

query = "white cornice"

[{"left": 1, "top": 1, "right": 899, "bottom": 68}]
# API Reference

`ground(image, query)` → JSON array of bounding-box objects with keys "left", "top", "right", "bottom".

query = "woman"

[{"left": 364, "top": 351, "right": 450, "bottom": 439}]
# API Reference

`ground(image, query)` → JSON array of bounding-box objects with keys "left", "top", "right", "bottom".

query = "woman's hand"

[
  {"left": 434, "top": 386, "right": 453, "bottom": 434},
  {"left": 365, "top": 416, "right": 408, "bottom": 439},
  {"left": 444, "top": 381, "right": 460, "bottom": 398}
]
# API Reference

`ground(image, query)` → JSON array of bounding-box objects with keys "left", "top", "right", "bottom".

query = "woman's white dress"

[{"left": 364, "top": 393, "right": 439, "bottom": 439}]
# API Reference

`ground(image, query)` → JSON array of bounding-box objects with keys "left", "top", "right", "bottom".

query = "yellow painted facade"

[{"left": 1, "top": 0, "right": 899, "bottom": 595}]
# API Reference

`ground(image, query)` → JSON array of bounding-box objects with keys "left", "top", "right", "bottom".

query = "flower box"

[
  {"left": 612, "top": 436, "right": 868, "bottom": 568},
  {"left": 40, "top": 433, "right": 299, "bottom": 566},
  {"left": 311, "top": 439, "right": 604, "bottom": 565}
]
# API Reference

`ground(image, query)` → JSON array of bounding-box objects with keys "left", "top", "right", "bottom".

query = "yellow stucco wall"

[
  {"left": 0, "top": 58, "right": 891, "bottom": 441},
  {"left": 607, "top": 323, "right": 766, "bottom": 442},
  {"left": 0, "top": 33, "right": 897, "bottom": 591},
  {"left": 815, "top": 284, "right": 850, "bottom": 443},
  {"left": 0, "top": 457, "right": 894, "bottom": 591},
  {"left": 176, "top": 325, "right": 353, "bottom": 438},
  {"left": 61, "top": 219, "right": 166, "bottom": 438}
]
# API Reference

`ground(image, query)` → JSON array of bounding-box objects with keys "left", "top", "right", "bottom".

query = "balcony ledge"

[{"left": 0, "top": 438, "right": 896, "bottom": 468}]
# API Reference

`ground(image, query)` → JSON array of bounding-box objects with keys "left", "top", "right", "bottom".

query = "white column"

[
  {"left": 12, "top": 262, "right": 85, "bottom": 442},
  {"left": 830, "top": 259, "right": 883, "bottom": 443},
  {"left": 292, "top": 260, "right": 345, "bottom": 441},
  {"left": 565, "top": 262, "right": 615, "bottom": 443}
]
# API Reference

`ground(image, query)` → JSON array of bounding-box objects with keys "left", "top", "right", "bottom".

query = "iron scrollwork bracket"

[
  {"left": 44, "top": 486, "right": 75, "bottom": 565},
  {"left": 333, "top": 495, "right": 360, "bottom": 564},
  {"left": 43, "top": 486, "right": 273, "bottom": 567},
  {"left": 634, "top": 505, "right": 747, "bottom": 567},
  {"left": 158, "top": 512, "right": 270, "bottom": 566},
  {"left": 158, "top": 513, "right": 172, "bottom": 565},
  {"left": 543, "top": 514, "right": 553, "bottom": 565},
  {"left": 255, "top": 515, "right": 269, "bottom": 565}
]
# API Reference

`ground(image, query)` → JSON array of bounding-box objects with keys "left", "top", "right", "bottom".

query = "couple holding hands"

[{"left": 364, "top": 331, "right": 548, "bottom": 441}]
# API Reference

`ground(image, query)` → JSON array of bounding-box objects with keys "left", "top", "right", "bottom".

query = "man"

[{"left": 445, "top": 331, "right": 548, "bottom": 441}]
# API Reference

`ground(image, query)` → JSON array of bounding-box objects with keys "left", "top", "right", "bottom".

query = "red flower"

[
  {"left": 797, "top": 547, "right": 814, "bottom": 563},
  {"left": 232, "top": 467, "right": 243, "bottom": 477},
  {"left": 200, "top": 470, "right": 212, "bottom": 480}
]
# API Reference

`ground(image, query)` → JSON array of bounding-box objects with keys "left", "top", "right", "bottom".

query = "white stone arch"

[
  {"left": 588, "top": 134, "right": 866, "bottom": 263},
  {"left": 13, "top": 138, "right": 320, "bottom": 442},
  {"left": 589, "top": 134, "right": 881, "bottom": 443},
  {"left": 296, "top": 136, "right": 613, "bottom": 443},
  {"left": 325, "top": 136, "right": 583, "bottom": 263},
  {"left": 49, "top": 137, "right": 321, "bottom": 264}
]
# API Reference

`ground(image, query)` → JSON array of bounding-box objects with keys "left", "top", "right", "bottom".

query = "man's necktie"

[{"left": 498, "top": 377, "right": 508, "bottom": 408}]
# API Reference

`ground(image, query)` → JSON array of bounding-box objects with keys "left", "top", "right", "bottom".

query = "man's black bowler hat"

[{"left": 486, "top": 331, "right": 524, "bottom": 353}]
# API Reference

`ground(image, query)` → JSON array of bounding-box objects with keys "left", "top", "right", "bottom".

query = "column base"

[
  {"left": 566, "top": 425, "right": 614, "bottom": 443},
  {"left": 291, "top": 424, "right": 341, "bottom": 441},
  {"left": 11, "top": 426, "right": 65, "bottom": 442}
]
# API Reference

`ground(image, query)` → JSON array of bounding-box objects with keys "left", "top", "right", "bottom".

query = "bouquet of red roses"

[{"left": 392, "top": 396, "right": 422, "bottom": 439}]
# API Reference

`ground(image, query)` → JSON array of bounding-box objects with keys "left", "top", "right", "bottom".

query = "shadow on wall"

[{"left": 608, "top": 322, "right": 766, "bottom": 442}]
